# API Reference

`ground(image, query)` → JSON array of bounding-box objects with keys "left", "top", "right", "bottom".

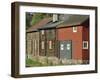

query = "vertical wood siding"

[
  {"left": 39, "top": 30, "right": 46, "bottom": 56},
  {"left": 26, "top": 32, "right": 39, "bottom": 57},
  {"left": 45, "top": 29, "right": 56, "bottom": 56}
]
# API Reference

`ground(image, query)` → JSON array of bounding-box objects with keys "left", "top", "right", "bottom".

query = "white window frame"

[
  {"left": 73, "top": 26, "right": 77, "bottom": 32},
  {"left": 53, "top": 14, "right": 58, "bottom": 22},
  {"left": 83, "top": 41, "right": 88, "bottom": 49},
  {"left": 41, "top": 30, "right": 45, "bottom": 35},
  {"left": 60, "top": 44, "right": 64, "bottom": 50}
]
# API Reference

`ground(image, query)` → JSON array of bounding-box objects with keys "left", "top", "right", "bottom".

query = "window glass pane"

[
  {"left": 60, "top": 44, "right": 64, "bottom": 50},
  {"left": 84, "top": 43, "right": 87, "bottom": 47},
  {"left": 67, "top": 44, "right": 71, "bottom": 50}
]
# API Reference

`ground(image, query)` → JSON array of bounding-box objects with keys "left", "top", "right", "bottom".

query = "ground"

[{"left": 26, "top": 55, "right": 89, "bottom": 67}]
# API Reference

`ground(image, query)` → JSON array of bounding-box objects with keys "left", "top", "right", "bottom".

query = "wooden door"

[{"left": 60, "top": 40, "right": 72, "bottom": 59}]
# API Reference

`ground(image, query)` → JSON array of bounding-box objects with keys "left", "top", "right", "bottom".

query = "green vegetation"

[
  {"left": 26, "top": 58, "right": 42, "bottom": 67},
  {"left": 26, "top": 57, "right": 89, "bottom": 67},
  {"left": 26, "top": 13, "right": 52, "bottom": 29},
  {"left": 26, "top": 58, "right": 59, "bottom": 67}
]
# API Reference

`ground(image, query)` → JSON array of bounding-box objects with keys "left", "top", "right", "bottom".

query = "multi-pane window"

[
  {"left": 41, "top": 41, "right": 45, "bottom": 49},
  {"left": 83, "top": 41, "right": 88, "bottom": 49},
  {"left": 49, "top": 41, "right": 52, "bottom": 49},
  {"left": 73, "top": 26, "right": 77, "bottom": 32}
]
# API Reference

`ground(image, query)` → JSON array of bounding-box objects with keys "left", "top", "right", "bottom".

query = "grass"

[
  {"left": 26, "top": 57, "right": 89, "bottom": 67},
  {"left": 26, "top": 58, "right": 59, "bottom": 67},
  {"left": 26, "top": 58, "right": 42, "bottom": 67}
]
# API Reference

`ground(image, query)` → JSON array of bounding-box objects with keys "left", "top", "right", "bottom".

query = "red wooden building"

[{"left": 56, "top": 15, "right": 89, "bottom": 63}]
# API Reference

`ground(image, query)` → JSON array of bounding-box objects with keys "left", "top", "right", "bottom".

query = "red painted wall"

[
  {"left": 57, "top": 26, "right": 83, "bottom": 60},
  {"left": 82, "top": 26, "right": 89, "bottom": 60}
]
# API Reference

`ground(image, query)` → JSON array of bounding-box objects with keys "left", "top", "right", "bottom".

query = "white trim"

[
  {"left": 73, "top": 26, "right": 77, "bottom": 32},
  {"left": 83, "top": 41, "right": 88, "bottom": 49},
  {"left": 53, "top": 14, "right": 58, "bottom": 22}
]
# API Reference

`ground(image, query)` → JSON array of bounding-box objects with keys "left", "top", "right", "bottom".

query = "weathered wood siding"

[
  {"left": 39, "top": 30, "right": 46, "bottom": 56},
  {"left": 26, "top": 32, "right": 39, "bottom": 57},
  {"left": 26, "top": 33, "right": 32, "bottom": 56},
  {"left": 45, "top": 29, "right": 56, "bottom": 56}
]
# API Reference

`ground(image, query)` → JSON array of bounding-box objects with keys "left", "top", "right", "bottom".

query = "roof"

[
  {"left": 26, "top": 15, "right": 89, "bottom": 32},
  {"left": 26, "top": 17, "right": 52, "bottom": 32},
  {"left": 39, "top": 15, "right": 89, "bottom": 29},
  {"left": 58, "top": 15, "right": 89, "bottom": 28},
  {"left": 38, "top": 21, "right": 64, "bottom": 29}
]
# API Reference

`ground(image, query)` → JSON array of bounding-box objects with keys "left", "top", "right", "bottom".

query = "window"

[
  {"left": 83, "top": 41, "right": 88, "bottom": 49},
  {"left": 49, "top": 41, "right": 52, "bottom": 49},
  {"left": 67, "top": 44, "right": 71, "bottom": 50},
  {"left": 73, "top": 26, "right": 77, "bottom": 32},
  {"left": 41, "top": 41, "right": 45, "bottom": 49},
  {"left": 53, "top": 14, "right": 58, "bottom": 22},
  {"left": 60, "top": 44, "right": 64, "bottom": 50},
  {"left": 41, "top": 30, "right": 45, "bottom": 35}
]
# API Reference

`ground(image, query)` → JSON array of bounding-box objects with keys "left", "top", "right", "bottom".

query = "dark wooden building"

[{"left": 26, "top": 17, "right": 52, "bottom": 58}]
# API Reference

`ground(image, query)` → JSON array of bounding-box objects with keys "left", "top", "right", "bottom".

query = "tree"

[{"left": 26, "top": 13, "right": 52, "bottom": 29}]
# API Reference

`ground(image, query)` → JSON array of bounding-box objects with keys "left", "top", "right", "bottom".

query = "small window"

[
  {"left": 73, "top": 26, "right": 77, "bottom": 32},
  {"left": 41, "top": 30, "right": 45, "bottom": 35},
  {"left": 83, "top": 41, "right": 88, "bottom": 49},
  {"left": 53, "top": 14, "right": 58, "bottom": 22},
  {"left": 41, "top": 41, "right": 45, "bottom": 49},
  {"left": 67, "top": 44, "right": 71, "bottom": 50},
  {"left": 49, "top": 41, "right": 52, "bottom": 49},
  {"left": 60, "top": 44, "right": 64, "bottom": 50}
]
